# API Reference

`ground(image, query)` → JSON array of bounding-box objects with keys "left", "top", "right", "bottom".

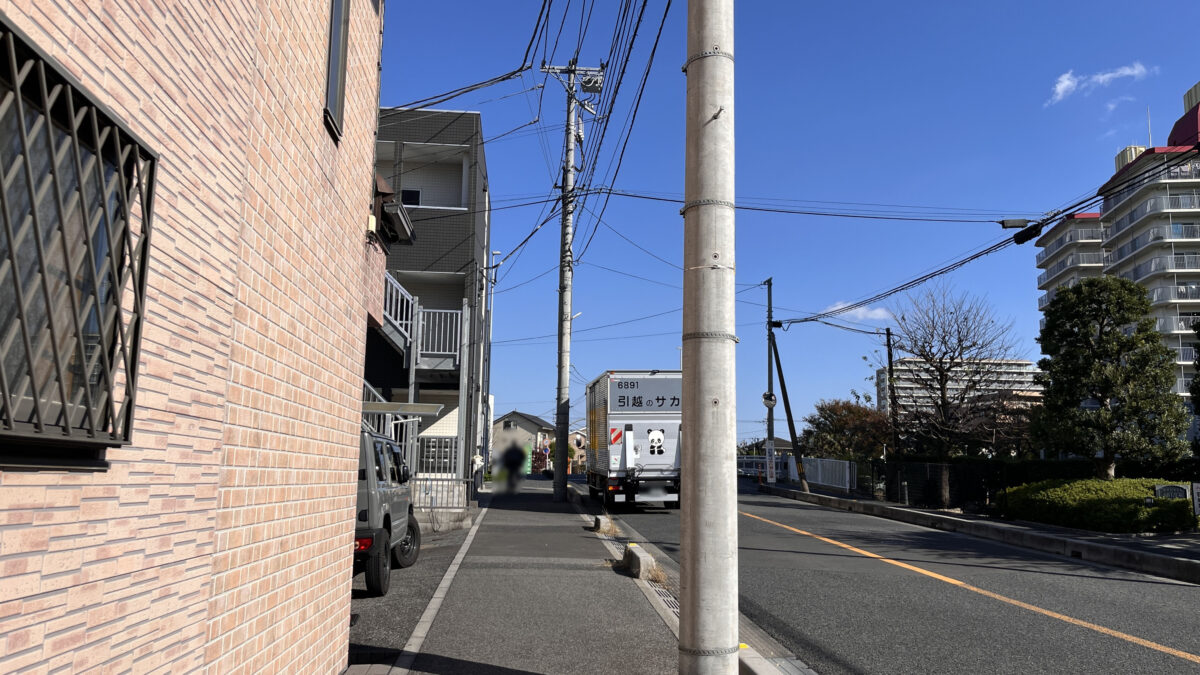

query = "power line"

[
  {"left": 390, "top": 1, "right": 551, "bottom": 110},
  {"left": 779, "top": 144, "right": 1200, "bottom": 326},
  {"left": 602, "top": 189, "right": 1004, "bottom": 224},
  {"left": 493, "top": 306, "right": 681, "bottom": 344}
]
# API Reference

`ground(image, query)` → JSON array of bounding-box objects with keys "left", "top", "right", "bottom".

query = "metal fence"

[
  {"left": 801, "top": 457, "right": 857, "bottom": 492},
  {"left": 419, "top": 309, "right": 461, "bottom": 357},
  {"left": 411, "top": 436, "right": 468, "bottom": 510}
]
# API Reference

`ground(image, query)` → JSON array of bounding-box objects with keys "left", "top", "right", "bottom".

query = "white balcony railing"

[
  {"left": 1132, "top": 254, "right": 1200, "bottom": 282},
  {"left": 1157, "top": 317, "right": 1199, "bottom": 333},
  {"left": 1037, "top": 252, "right": 1104, "bottom": 287},
  {"left": 1176, "top": 377, "right": 1195, "bottom": 395},
  {"left": 1102, "top": 160, "right": 1200, "bottom": 215},
  {"left": 384, "top": 273, "right": 416, "bottom": 341},
  {"left": 1036, "top": 228, "right": 1103, "bottom": 265},
  {"left": 1178, "top": 347, "right": 1197, "bottom": 363},
  {"left": 1104, "top": 223, "right": 1200, "bottom": 266},
  {"left": 1105, "top": 192, "right": 1200, "bottom": 241},
  {"left": 420, "top": 309, "right": 462, "bottom": 357},
  {"left": 1148, "top": 285, "right": 1200, "bottom": 304}
]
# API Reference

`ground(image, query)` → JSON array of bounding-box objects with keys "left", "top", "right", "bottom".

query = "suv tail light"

[{"left": 354, "top": 537, "right": 374, "bottom": 552}]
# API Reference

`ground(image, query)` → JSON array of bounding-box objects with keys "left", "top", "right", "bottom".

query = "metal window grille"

[{"left": 0, "top": 18, "right": 156, "bottom": 468}]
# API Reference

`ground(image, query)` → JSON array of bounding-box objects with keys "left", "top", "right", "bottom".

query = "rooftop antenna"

[{"left": 1147, "top": 106, "right": 1153, "bottom": 147}]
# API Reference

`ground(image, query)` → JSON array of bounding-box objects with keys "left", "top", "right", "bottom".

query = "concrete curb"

[
  {"left": 760, "top": 484, "right": 1200, "bottom": 585},
  {"left": 621, "top": 543, "right": 657, "bottom": 579},
  {"left": 570, "top": 484, "right": 789, "bottom": 675}
]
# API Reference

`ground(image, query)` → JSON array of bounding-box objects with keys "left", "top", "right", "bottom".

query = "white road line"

[{"left": 392, "top": 507, "right": 489, "bottom": 674}]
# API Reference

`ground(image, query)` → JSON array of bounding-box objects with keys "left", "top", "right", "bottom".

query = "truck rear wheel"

[
  {"left": 365, "top": 531, "right": 391, "bottom": 597},
  {"left": 588, "top": 485, "right": 599, "bottom": 501}
]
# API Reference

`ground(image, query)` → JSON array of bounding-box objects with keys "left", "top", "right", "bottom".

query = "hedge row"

[{"left": 1001, "top": 478, "right": 1198, "bottom": 533}]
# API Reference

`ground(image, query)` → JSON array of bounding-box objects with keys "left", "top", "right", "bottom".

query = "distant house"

[{"left": 492, "top": 411, "right": 554, "bottom": 473}]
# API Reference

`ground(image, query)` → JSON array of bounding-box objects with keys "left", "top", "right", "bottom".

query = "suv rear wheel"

[
  {"left": 393, "top": 518, "right": 421, "bottom": 568},
  {"left": 364, "top": 531, "right": 391, "bottom": 596}
]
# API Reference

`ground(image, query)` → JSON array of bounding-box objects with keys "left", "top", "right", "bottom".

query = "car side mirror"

[{"left": 399, "top": 464, "right": 411, "bottom": 484}]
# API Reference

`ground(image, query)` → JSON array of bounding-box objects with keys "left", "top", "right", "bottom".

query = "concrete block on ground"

[
  {"left": 593, "top": 515, "right": 612, "bottom": 532},
  {"left": 623, "top": 542, "right": 656, "bottom": 579}
]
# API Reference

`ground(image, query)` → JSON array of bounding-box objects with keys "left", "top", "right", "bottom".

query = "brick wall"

[{"left": 0, "top": 1, "right": 384, "bottom": 672}]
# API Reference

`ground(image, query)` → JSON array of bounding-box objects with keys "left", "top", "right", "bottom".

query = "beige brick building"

[{"left": 0, "top": 1, "right": 391, "bottom": 672}]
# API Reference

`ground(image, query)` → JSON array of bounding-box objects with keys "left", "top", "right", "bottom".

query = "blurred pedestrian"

[{"left": 500, "top": 441, "right": 526, "bottom": 493}]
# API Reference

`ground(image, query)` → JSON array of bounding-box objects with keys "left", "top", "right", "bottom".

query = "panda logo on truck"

[{"left": 648, "top": 429, "right": 665, "bottom": 455}]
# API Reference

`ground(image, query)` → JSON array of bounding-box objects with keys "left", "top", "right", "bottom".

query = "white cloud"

[
  {"left": 1044, "top": 61, "right": 1153, "bottom": 107},
  {"left": 1105, "top": 95, "right": 1136, "bottom": 113},
  {"left": 822, "top": 302, "right": 893, "bottom": 322},
  {"left": 1047, "top": 71, "right": 1079, "bottom": 106}
]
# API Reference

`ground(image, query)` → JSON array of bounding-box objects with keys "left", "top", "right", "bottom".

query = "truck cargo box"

[{"left": 586, "top": 370, "right": 681, "bottom": 504}]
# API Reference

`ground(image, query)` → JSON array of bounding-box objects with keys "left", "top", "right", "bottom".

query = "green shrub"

[{"left": 1001, "top": 478, "right": 1198, "bottom": 533}]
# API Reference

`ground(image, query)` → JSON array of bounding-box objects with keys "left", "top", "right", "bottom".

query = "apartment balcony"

[
  {"left": 1148, "top": 284, "right": 1200, "bottom": 306},
  {"left": 1157, "top": 317, "right": 1199, "bottom": 333},
  {"left": 1178, "top": 347, "right": 1198, "bottom": 364},
  {"left": 1036, "top": 228, "right": 1103, "bottom": 266},
  {"left": 1103, "top": 223, "right": 1200, "bottom": 268},
  {"left": 1037, "top": 252, "right": 1104, "bottom": 288},
  {"left": 416, "top": 309, "right": 462, "bottom": 369},
  {"left": 1175, "top": 377, "right": 1194, "bottom": 396},
  {"left": 1101, "top": 160, "right": 1200, "bottom": 216},
  {"left": 378, "top": 273, "right": 463, "bottom": 370},
  {"left": 1130, "top": 254, "right": 1200, "bottom": 283},
  {"left": 1104, "top": 192, "right": 1200, "bottom": 241}
]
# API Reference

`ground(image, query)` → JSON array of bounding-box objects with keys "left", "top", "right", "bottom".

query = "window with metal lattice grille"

[{"left": 0, "top": 18, "right": 156, "bottom": 469}]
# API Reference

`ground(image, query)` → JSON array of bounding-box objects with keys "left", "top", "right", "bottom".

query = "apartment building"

[
  {"left": 875, "top": 358, "right": 1042, "bottom": 417},
  {"left": 1034, "top": 212, "right": 1104, "bottom": 324},
  {"left": 366, "top": 108, "right": 493, "bottom": 518},
  {"left": 1038, "top": 81, "right": 1200, "bottom": 403},
  {"left": 0, "top": 2, "right": 389, "bottom": 672}
]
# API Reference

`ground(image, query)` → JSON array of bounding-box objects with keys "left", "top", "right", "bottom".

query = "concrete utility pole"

[
  {"left": 764, "top": 277, "right": 776, "bottom": 484},
  {"left": 680, "top": 0, "right": 738, "bottom": 671},
  {"left": 542, "top": 60, "right": 603, "bottom": 502}
]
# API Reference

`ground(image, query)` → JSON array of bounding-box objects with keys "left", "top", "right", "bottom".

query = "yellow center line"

[{"left": 740, "top": 510, "right": 1200, "bottom": 665}]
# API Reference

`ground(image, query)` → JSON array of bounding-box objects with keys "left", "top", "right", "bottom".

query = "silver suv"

[{"left": 354, "top": 429, "right": 420, "bottom": 596}]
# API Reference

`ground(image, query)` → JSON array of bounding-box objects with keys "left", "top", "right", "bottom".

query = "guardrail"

[
  {"left": 420, "top": 309, "right": 461, "bottom": 357},
  {"left": 383, "top": 274, "right": 415, "bottom": 342}
]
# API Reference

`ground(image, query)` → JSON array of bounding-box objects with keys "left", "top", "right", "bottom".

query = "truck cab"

[{"left": 354, "top": 429, "right": 420, "bottom": 596}]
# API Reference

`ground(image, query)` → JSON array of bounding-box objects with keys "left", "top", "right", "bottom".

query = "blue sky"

[{"left": 381, "top": 1, "right": 1200, "bottom": 442}]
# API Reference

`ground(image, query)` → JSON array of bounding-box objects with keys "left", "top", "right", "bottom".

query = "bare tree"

[{"left": 882, "top": 283, "right": 1024, "bottom": 457}]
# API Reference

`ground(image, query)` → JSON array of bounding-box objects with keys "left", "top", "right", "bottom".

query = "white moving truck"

[{"left": 585, "top": 370, "right": 681, "bottom": 507}]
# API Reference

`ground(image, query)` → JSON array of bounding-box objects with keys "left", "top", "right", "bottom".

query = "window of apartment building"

[
  {"left": 400, "top": 189, "right": 421, "bottom": 206},
  {"left": 323, "top": 0, "right": 351, "bottom": 140},
  {"left": 0, "top": 18, "right": 156, "bottom": 469}
]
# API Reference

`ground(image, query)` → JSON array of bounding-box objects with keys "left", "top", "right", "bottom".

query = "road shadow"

[{"left": 408, "top": 653, "right": 542, "bottom": 674}]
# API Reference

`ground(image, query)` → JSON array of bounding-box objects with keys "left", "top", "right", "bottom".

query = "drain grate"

[{"left": 650, "top": 581, "right": 681, "bottom": 617}]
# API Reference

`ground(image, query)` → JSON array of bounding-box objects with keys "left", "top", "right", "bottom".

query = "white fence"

[
  {"left": 801, "top": 457, "right": 857, "bottom": 492},
  {"left": 420, "top": 309, "right": 461, "bottom": 357}
]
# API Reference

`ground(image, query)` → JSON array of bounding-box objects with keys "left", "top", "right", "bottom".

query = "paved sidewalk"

[{"left": 347, "top": 478, "right": 678, "bottom": 674}]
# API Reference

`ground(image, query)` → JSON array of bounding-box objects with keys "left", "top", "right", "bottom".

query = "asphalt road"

[
  {"left": 612, "top": 479, "right": 1200, "bottom": 674},
  {"left": 348, "top": 525, "right": 469, "bottom": 666}
]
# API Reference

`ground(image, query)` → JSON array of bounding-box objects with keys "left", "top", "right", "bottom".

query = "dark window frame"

[
  {"left": 0, "top": 15, "right": 157, "bottom": 470},
  {"left": 323, "top": 0, "right": 351, "bottom": 141},
  {"left": 399, "top": 188, "right": 421, "bottom": 207}
]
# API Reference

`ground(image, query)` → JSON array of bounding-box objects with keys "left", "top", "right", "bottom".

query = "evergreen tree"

[{"left": 1036, "top": 276, "right": 1189, "bottom": 478}]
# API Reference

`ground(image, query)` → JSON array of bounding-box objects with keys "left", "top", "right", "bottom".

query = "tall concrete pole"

[
  {"left": 553, "top": 64, "right": 577, "bottom": 503},
  {"left": 765, "top": 277, "right": 775, "bottom": 482},
  {"left": 680, "top": 0, "right": 738, "bottom": 671}
]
